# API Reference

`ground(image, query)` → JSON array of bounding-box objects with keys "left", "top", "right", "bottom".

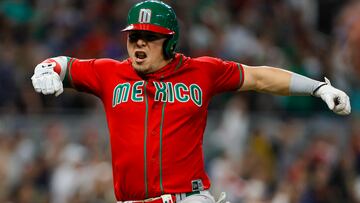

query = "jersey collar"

[{"left": 130, "top": 53, "right": 184, "bottom": 80}]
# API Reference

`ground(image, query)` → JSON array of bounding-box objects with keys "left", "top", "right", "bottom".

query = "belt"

[
  {"left": 118, "top": 191, "right": 202, "bottom": 203},
  {"left": 174, "top": 191, "right": 201, "bottom": 201},
  {"left": 133, "top": 194, "right": 175, "bottom": 203}
]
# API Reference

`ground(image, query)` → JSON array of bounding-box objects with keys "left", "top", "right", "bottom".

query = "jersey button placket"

[{"left": 145, "top": 80, "right": 160, "bottom": 196}]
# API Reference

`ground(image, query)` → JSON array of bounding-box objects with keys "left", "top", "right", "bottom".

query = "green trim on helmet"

[{"left": 124, "top": 0, "right": 179, "bottom": 58}]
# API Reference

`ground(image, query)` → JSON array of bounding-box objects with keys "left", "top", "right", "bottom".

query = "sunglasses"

[{"left": 128, "top": 31, "right": 168, "bottom": 43}]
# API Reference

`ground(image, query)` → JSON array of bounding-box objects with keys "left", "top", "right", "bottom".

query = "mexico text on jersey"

[
  {"left": 65, "top": 54, "right": 244, "bottom": 201},
  {"left": 112, "top": 81, "right": 203, "bottom": 107}
]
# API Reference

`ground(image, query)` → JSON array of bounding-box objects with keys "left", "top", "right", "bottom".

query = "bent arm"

[
  {"left": 238, "top": 64, "right": 351, "bottom": 115},
  {"left": 240, "top": 65, "right": 322, "bottom": 96},
  {"left": 240, "top": 65, "right": 292, "bottom": 95},
  {"left": 32, "top": 56, "right": 104, "bottom": 97}
]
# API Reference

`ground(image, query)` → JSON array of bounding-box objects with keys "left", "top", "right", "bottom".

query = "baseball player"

[{"left": 31, "top": 1, "right": 351, "bottom": 203}]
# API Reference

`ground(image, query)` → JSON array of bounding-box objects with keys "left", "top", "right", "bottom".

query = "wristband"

[
  {"left": 289, "top": 73, "right": 322, "bottom": 96},
  {"left": 49, "top": 56, "right": 68, "bottom": 81}
]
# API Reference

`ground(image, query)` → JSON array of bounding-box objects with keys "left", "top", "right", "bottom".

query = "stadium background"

[{"left": 0, "top": 0, "right": 360, "bottom": 202}]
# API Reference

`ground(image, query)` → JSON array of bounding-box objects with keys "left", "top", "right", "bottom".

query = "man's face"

[{"left": 127, "top": 30, "right": 170, "bottom": 74}]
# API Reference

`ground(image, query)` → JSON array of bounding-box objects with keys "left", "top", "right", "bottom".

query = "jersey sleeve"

[
  {"left": 66, "top": 57, "right": 107, "bottom": 97},
  {"left": 198, "top": 57, "right": 244, "bottom": 95}
]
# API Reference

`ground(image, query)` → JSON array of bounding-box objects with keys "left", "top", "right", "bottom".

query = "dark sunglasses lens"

[
  {"left": 145, "top": 34, "right": 162, "bottom": 41},
  {"left": 129, "top": 33, "right": 140, "bottom": 43},
  {"left": 129, "top": 32, "right": 164, "bottom": 42}
]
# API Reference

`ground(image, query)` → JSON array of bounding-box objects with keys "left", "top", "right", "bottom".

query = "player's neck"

[{"left": 150, "top": 57, "right": 174, "bottom": 73}]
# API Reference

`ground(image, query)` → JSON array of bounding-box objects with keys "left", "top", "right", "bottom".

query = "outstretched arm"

[{"left": 240, "top": 65, "right": 351, "bottom": 115}]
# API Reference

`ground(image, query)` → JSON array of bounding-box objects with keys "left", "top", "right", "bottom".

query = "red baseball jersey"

[{"left": 66, "top": 53, "right": 244, "bottom": 201}]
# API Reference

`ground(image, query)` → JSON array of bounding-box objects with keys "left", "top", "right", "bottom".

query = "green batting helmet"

[{"left": 122, "top": 0, "right": 179, "bottom": 59}]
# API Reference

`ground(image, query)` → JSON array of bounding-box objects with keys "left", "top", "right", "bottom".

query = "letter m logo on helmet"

[
  {"left": 122, "top": 0, "right": 179, "bottom": 58},
  {"left": 138, "top": 9, "right": 152, "bottom": 23}
]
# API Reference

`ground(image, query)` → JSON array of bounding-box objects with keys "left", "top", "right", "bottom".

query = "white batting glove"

[
  {"left": 313, "top": 78, "right": 351, "bottom": 115},
  {"left": 216, "top": 192, "right": 230, "bottom": 203},
  {"left": 31, "top": 59, "right": 64, "bottom": 97}
]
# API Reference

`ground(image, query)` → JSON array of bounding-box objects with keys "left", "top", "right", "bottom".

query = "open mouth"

[{"left": 135, "top": 51, "right": 147, "bottom": 62}]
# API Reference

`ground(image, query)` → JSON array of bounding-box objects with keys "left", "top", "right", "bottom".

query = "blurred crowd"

[{"left": 1, "top": 0, "right": 360, "bottom": 202}]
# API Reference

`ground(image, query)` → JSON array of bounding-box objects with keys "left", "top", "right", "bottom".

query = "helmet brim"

[{"left": 121, "top": 23, "right": 175, "bottom": 35}]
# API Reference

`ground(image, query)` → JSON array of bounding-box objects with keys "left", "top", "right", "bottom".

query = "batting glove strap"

[{"left": 311, "top": 82, "right": 327, "bottom": 96}]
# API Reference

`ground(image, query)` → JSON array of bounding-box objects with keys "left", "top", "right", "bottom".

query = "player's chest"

[{"left": 107, "top": 79, "right": 208, "bottom": 113}]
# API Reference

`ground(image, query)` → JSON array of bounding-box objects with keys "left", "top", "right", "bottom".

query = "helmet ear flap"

[{"left": 163, "top": 36, "right": 176, "bottom": 60}]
